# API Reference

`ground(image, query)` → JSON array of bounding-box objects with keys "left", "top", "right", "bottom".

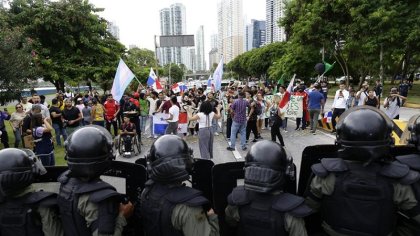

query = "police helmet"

[
  {"left": 408, "top": 114, "right": 420, "bottom": 151},
  {"left": 336, "top": 106, "right": 393, "bottom": 163},
  {"left": 0, "top": 148, "right": 36, "bottom": 198},
  {"left": 65, "top": 125, "right": 114, "bottom": 179},
  {"left": 244, "top": 140, "right": 291, "bottom": 193},
  {"left": 145, "top": 135, "right": 193, "bottom": 183}
]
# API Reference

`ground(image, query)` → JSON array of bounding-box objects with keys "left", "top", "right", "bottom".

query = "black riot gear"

[
  {"left": 145, "top": 135, "right": 193, "bottom": 183},
  {"left": 65, "top": 125, "right": 114, "bottom": 179},
  {"left": 0, "top": 148, "right": 57, "bottom": 236},
  {"left": 336, "top": 106, "right": 393, "bottom": 163},
  {"left": 408, "top": 114, "right": 420, "bottom": 150},
  {"left": 0, "top": 148, "right": 34, "bottom": 198},
  {"left": 141, "top": 135, "right": 210, "bottom": 236},
  {"left": 244, "top": 140, "right": 290, "bottom": 193}
]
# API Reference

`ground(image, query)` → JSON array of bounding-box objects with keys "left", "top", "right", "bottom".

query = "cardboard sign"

[{"left": 285, "top": 95, "right": 303, "bottom": 118}]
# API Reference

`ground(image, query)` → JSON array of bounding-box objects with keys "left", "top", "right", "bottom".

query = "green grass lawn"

[
  {"left": 1, "top": 106, "right": 67, "bottom": 166},
  {"left": 327, "top": 80, "right": 420, "bottom": 104}
]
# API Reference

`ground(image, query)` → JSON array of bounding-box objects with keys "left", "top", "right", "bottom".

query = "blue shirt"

[{"left": 308, "top": 90, "right": 324, "bottom": 109}]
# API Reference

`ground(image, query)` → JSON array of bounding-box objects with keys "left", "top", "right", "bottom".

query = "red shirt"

[
  {"left": 294, "top": 91, "right": 308, "bottom": 110},
  {"left": 104, "top": 100, "right": 119, "bottom": 120}
]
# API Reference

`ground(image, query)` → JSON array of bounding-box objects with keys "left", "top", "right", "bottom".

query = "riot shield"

[
  {"left": 33, "top": 161, "right": 147, "bottom": 236},
  {"left": 212, "top": 161, "right": 297, "bottom": 236}
]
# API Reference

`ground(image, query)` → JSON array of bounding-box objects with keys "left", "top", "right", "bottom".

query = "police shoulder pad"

[
  {"left": 380, "top": 161, "right": 410, "bottom": 179},
  {"left": 396, "top": 154, "right": 420, "bottom": 171},
  {"left": 272, "top": 193, "right": 313, "bottom": 217},
  {"left": 399, "top": 170, "right": 420, "bottom": 185},
  {"left": 25, "top": 191, "right": 58, "bottom": 207},
  {"left": 75, "top": 181, "right": 119, "bottom": 203},
  {"left": 227, "top": 186, "right": 251, "bottom": 206},
  {"left": 311, "top": 163, "right": 328, "bottom": 177},
  {"left": 320, "top": 158, "right": 348, "bottom": 172},
  {"left": 166, "top": 186, "right": 209, "bottom": 207}
]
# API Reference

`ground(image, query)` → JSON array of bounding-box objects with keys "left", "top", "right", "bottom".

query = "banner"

[
  {"left": 111, "top": 59, "right": 135, "bottom": 102},
  {"left": 153, "top": 113, "right": 169, "bottom": 135},
  {"left": 285, "top": 95, "right": 303, "bottom": 118}
]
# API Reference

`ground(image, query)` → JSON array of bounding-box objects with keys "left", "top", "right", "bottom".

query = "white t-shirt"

[
  {"left": 147, "top": 97, "right": 157, "bottom": 116},
  {"left": 197, "top": 112, "right": 215, "bottom": 128},
  {"left": 168, "top": 105, "right": 180, "bottom": 122},
  {"left": 332, "top": 89, "right": 349, "bottom": 109}
]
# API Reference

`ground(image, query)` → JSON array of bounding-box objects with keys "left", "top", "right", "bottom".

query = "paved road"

[{"left": 116, "top": 119, "right": 336, "bottom": 179}]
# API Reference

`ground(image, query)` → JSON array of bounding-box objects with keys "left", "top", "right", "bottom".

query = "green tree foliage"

[
  {"left": 8, "top": 0, "right": 126, "bottom": 92},
  {"left": 0, "top": 8, "right": 34, "bottom": 103},
  {"left": 162, "top": 63, "right": 184, "bottom": 83},
  {"left": 278, "top": 0, "right": 420, "bottom": 85}
]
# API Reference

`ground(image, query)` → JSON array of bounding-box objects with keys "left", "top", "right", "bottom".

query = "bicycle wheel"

[
  {"left": 118, "top": 137, "right": 124, "bottom": 155},
  {"left": 135, "top": 136, "right": 141, "bottom": 154}
]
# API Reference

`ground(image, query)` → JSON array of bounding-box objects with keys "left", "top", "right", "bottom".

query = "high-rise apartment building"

[
  {"left": 266, "top": 0, "right": 286, "bottom": 43},
  {"left": 209, "top": 34, "right": 219, "bottom": 69},
  {"left": 158, "top": 3, "right": 188, "bottom": 67},
  {"left": 217, "top": 0, "right": 244, "bottom": 63},
  {"left": 245, "top": 20, "right": 266, "bottom": 51},
  {"left": 195, "top": 26, "right": 206, "bottom": 71},
  {"left": 107, "top": 21, "right": 120, "bottom": 40},
  {"left": 186, "top": 48, "right": 196, "bottom": 72}
]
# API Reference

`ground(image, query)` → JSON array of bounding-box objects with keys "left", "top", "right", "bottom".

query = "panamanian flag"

[
  {"left": 147, "top": 68, "right": 163, "bottom": 92},
  {"left": 177, "top": 112, "right": 188, "bottom": 134},
  {"left": 153, "top": 112, "right": 169, "bottom": 135}
]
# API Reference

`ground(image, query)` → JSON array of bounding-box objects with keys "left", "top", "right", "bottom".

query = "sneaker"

[
  {"left": 331, "top": 129, "right": 336, "bottom": 133},
  {"left": 147, "top": 135, "right": 153, "bottom": 139},
  {"left": 242, "top": 146, "right": 247, "bottom": 151},
  {"left": 252, "top": 139, "right": 258, "bottom": 143},
  {"left": 214, "top": 132, "right": 220, "bottom": 136},
  {"left": 262, "top": 127, "right": 267, "bottom": 130},
  {"left": 124, "top": 152, "right": 131, "bottom": 156},
  {"left": 226, "top": 147, "right": 235, "bottom": 151},
  {"left": 227, "top": 138, "right": 231, "bottom": 141},
  {"left": 295, "top": 127, "right": 300, "bottom": 131}
]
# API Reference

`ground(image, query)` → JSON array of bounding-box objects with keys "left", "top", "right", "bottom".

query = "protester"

[
  {"left": 256, "top": 93, "right": 268, "bottom": 138},
  {"left": 91, "top": 98, "right": 105, "bottom": 126},
  {"left": 399, "top": 79, "right": 409, "bottom": 106},
  {"left": 147, "top": 91, "right": 158, "bottom": 138},
  {"left": 139, "top": 92, "right": 149, "bottom": 134},
  {"left": 62, "top": 98, "right": 82, "bottom": 135},
  {"left": 9, "top": 103, "right": 26, "bottom": 147},
  {"left": 49, "top": 98, "right": 67, "bottom": 146},
  {"left": 165, "top": 96, "right": 180, "bottom": 135},
  {"left": 75, "top": 97, "right": 84, "bottom": 113},
  {"left": 188, "top": 101, "right": 221, "bottom": 159},
  {"left": 227, "top": 92, "right": 249, "bottom": 151},
  {"left": 31, "top": 94, "right": 50, "bottom": 118},
  {"left": 268, "top": 95, "right": 285, "bottom": 146},
  {"left": 374, "top": 79, "right": 383, "bottom": 108},
  {"left": 0, "top": 108, "right": 10, "bottom": 149},
  {"left": 120, "top": 115, "right": 136, "bottom": 155},
  {"left": 81, "top": 101, "right": 92, "bottom": 126},
  {"left": 104, "top": 94, "right": 120, "bottom": 136},
  {"left": 308, "top": 84, "right": 325, "bottom": 134},
  {"left": 31, "top": 113, "right": 54, "bottom": 166},
  {"left": 346, "top": 89, "right": 356, "bottom": 109},
  {"left": 20, "top": 95, "right": 33, "bottom": 112},
  {"left": 226, "top": 96, "right": 235, "bottom": 140},
  {"left": 384, "top": 87, "right": 407, "bottom": 120},
  {"left": 206, "top": 92, "right": 220, "bottom": 136},
  {"left": 356, "top": 81, "right": 374, "bottom": 106},
  {"left": 294, "top": 85, "right": 308, "bottom": 131},
  {"left": 278, "top": 86, "right": 288, "bottom": 132},
  {"left": 245, "top": 91, "right": 259, "bottom": 143},
  {"left": 331, "top": 83, "right": 349, "bottom": 133},
  {"left": 364, "top": 89, "right": 379, "bottom": 108}
]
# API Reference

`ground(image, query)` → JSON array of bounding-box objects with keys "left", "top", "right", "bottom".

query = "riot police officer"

[
  {"left": 225, "top": 140, "right": 311, "bottom": 236},
  {"left": 140, "top": 135, "right": 219, "bottom": 236},
  {"left": 57, "top": 125, "right": 134, "bottom": 236},
  {"left": 306, "top": 106, "right": 419, "bottom": 236},
  {"left": 0, "top": 148, "right": 63, "bottom": 236},
  {"left": 395, "top": 114, "right": 420, "bottom": 232}
]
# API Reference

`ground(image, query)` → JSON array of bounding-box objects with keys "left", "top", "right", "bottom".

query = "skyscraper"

[
  {"left": 186, "top": 48, "right": 196, "bottom": 72},
  {"left": 217, "top": 0, "right": 244, "bottom": 63},
  {"left": 195, "top": 26, "right": 206, "bottom": 71},
  {"left": 107, "top": 21, "right": 120, "bottom": 40},
  {"left": 245, "top": 20, "right": 266, "bottom": 51},
  {"left": 209, "top": 34, "right": 219, "bottom": 69},
  {"left": 158, "top": 3, "right": 188, "bottom": 67},
  {"left": 266, "top": 0, "right": 286, "bottom": 44}
]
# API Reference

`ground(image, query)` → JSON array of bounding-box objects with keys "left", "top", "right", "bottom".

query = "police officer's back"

[
  {"left": 140, "top": 135, "right": 219, "bottom": 236},
  {"left": 57, "top": 126, "right": 134, "bottom": 236},
  {"left": 0, "top": 148, "right": 63, "bottom": 236},
  {"left": 395, "top": 114, "right": 420, "bottom": 229},
  {"left": 225, "top": 140, "right": 312, "bottom": 236},
  {"left": 306, "top": 106, "right": 419, "bottom": 236}
]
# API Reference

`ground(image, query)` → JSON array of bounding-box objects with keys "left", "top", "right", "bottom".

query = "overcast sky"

[{"left": 88, "top": 0, "right": 266, "bottom": 54}]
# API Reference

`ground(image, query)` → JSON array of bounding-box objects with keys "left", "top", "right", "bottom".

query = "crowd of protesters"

[{"left": 0, "top": 77, "right": 413, "bottom": 164}]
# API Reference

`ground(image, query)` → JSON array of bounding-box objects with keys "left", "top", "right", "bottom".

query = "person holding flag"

[
  {"left": 147, "top": 68, "right": 163, "bottom": 92},
  {"left": 278, "top": 75, "right": 296, "bottom": 132}
]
